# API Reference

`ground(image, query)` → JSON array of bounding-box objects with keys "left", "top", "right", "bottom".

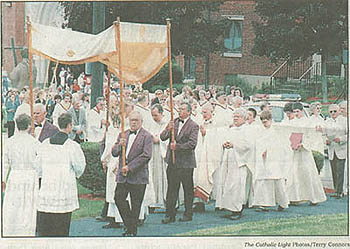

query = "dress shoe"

[
  {"left": 161, "top": 217, "right": 175, "bottom": 224},
  {"left": 102, "top": 222, "right": 122, "bottom": 229},
  {"left": 310, "top": 202, "right": 318, "bottom": 206},
  {"left": 95, "top": 216, "right": 107, "bottom": 222},
  {"left": 228, "top": 212, "right": 242, "bottom": 220},
  {"left": 122, "top": 230, "right": 137, "bottom": 237},
  {"left": 255, "top": 207, "right": 269, "bottom": 212},
  {"left": 215, "top": 207, "right": 224, "bottom": 212},
  {"left": 330, "top": 193, "right": 338, "bottom": 198},
  {"left": 179, "top": 216, "right": 192, "bottom": 222},
  {"left": 193, "top": 203, "right": 205, "bottom": 213},
  {"left": 277, "top": 205, "right": 285, "bottom": 211}
]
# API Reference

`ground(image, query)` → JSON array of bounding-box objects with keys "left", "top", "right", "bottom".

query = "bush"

[
  {"left": 312, "top": 150, "right": 324, "bottom": 174},
  {"left": 79, "top": 142, "right": 106, "bottom": 196},
  {"left": 143, "top": 60, "right": 183, "bottom": 92}
]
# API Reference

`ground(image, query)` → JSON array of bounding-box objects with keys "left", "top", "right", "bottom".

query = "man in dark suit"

[
  {"left": 160, "top": 102, "right": 199, "bottom": 224},
  {"left": 112, "top": 111, "right": 153, "bottom": 237},
  {"left": 33, "top": 103, "right": 59, "bottom": 143}
]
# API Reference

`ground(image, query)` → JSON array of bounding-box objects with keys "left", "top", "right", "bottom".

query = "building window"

[
  {"left": 184, "top": 56, "right": 196, "bottom": 79},
  {"left": 223, "top": 15, "right": 244, "bottom": 57}
]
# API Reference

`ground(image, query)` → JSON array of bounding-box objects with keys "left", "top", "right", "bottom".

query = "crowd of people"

[{"left": 2, "top": 68, "right": 348, "bottom": 237}]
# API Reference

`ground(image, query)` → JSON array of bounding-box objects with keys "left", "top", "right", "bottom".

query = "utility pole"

[{"left": 90, "top": 2, "right": 105, "bottom": 108}]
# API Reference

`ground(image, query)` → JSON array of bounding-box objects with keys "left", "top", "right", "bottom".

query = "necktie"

[
  {"left": 179, "top": 119, "right": 184, "bottom": 124},
  {"left": 130, "top": 130, "right": 137, "bottom": 135},
  {"left": 35, "top": 123, "right": 42, "bottom": 128}
]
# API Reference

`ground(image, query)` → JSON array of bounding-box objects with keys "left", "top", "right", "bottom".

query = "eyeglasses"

[{"left": 330, "top": 110, "right": 338, "bottom": 113}]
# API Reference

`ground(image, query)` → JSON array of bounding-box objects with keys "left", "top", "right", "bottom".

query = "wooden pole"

[
  {"left": 27, "top": 16, "right": 34, "bottom": 136},
  {"left": 105, "top": 70, "right": 111, "bottom": 133},
  {"left": 166, "top": 18, "right": 176, "bottom": 164},
  {"left": 114, "top": 17, "right": 126, "bottom": 169}
]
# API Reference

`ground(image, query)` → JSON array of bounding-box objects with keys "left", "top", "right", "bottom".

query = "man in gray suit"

[
  {"left": 160, "top": 102, "right": 199, "bottom": 224},
  {"left": 68, "top": 99, "right": 87, "bottom": 144},
  {"left": 112, "top": 111, "right": 153, "bottom": 236}
]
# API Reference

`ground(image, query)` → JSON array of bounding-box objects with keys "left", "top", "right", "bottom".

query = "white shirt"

[
  {"left": 126, "top": 129, "right": 139, "bottom": 157},
  {"left": 177, "top": 117, "right": 189, "bottom": 136}
]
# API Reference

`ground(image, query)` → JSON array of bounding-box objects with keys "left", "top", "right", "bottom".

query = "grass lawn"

[
  {"left": 179, "top": 213, "right": 348, "bottom": 236},
  {"left": 72, "top": 183, "right": 104, "bottom": 220}
]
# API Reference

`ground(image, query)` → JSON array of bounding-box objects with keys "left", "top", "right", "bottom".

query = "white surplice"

[
  {"left": 213, "top": 104, "right": 233, "bottom": 128},
  {"left": 86, "top": 108, "right": 106, "bottom": 142},
  {"left": 3, "top": 131, "right": 41, "bottom": 236},
  {"left": 37, "top": 138, "right": 86, "bottom": 213}
]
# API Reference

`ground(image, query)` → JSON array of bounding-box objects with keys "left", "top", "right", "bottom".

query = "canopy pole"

[
  {"left": 166, "top": 18, "right": 176, "bottom": 164},
  {"left": 105, "top": 70, "right": 111, "bottom": 133},
  {"left": 27, "top": 16, "right": 34, "bottom": 136},
  {"left": 114, "top": 17, "right": 126, "bottom": 170},
  {"left": 43, "top": 60, "right": 50, "bottom": 89}
]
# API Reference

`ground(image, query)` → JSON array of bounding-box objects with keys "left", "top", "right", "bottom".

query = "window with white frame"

[{"left": 223, "top": 15, "right": 244, "bottom": 57}]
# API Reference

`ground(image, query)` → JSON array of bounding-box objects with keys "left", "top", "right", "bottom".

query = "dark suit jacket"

[
  {"left": 112, "top": 127, "right": 153, "bottom": 185},
  {"left": 30, "top": 120, "right": 59, "bottom": 143},
  {"left": 160, "top": 117, "right": 199, "bottom": 168}
]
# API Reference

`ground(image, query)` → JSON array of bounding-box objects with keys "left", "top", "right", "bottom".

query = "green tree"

[
  {"left": 60, "top": 1, "right": 226, "bottom": 57},
  {"left": 253, "top": 0, "right": 347, "bottom": 62},
  {"left": 253, "top": 0, "right": 347, "bottom": 102}
]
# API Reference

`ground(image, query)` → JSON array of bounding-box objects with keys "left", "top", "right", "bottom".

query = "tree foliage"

[
  {"left": 252, "top": 0, "right": 348, "bottom": 62},
  {"left": 60, "top": 1, "right": 226, "bottom": 57}
]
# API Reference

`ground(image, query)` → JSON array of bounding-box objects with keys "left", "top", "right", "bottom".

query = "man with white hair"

[
  {"left": 325, "top": 104, "right": 347, "bottom": 198},
  {"left": 33, "top": 103, "right": 59, "bottom": 143},
  {"left": 193, "top": 103, "right": 220, "bottom": 212},
  {"left": 216, "top": 108, "right": 254, "bottom": 220}
]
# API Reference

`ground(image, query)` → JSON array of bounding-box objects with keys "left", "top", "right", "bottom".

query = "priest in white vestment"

[
  {"left": 213, "top": 91, "right": 232, "bottom": 128},
  {"left": 87, "top": 97, "right": 107, "bottom": 143},
  {"left": 52, "top": 93, "right": 72, "bottom": 127},
  {"left": 216, "top": 108, "right": 254, "bottom": 220},
  {"left": 252, "top": 110, "right": 289, "bottom": 211},
  {"left": 287, "top": 103, "right": 326, "bottom": 205},
  {"left": 145, "top": 104, "right": 168, "bottom": 209},
  {"left": 3, "top": 114, "right": 41, "bottom": 236}
]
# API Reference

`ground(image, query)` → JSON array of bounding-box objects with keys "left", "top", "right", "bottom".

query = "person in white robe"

[
  {"left": 280, "top": 102, "right": 295, "bottom": 125},
  {"left": 37, "top": 113, "right": 86, "bottom": 236},
  {"left": 193, "top": 103, "right": 221, "bottom": 212},
  {"left": 135, "top": 94, "right": 152, "bottom": 130},
  {"left": 2, "top": 114, "right": 41, "bottom": 236},
  {"left": 145, "top": 104, "right": 168, "bottom": 210},
  {"left": 213, "top": 91, "right": 232, "bottom": 128},
  {"left": 52, "top": 93, "right": 72, "bottom": 127},
  {"left": 101, "top": 124, "right": 123, "bottom": 228},
  {"left": 87, "top": 97, "right": 107, "bottom": 143},
  {"left": 14, "top": 92, "right": 31, "bottom": 131},
  {"left": 338, "top": 101, "right": 348, "bottom": 195},
  {"left": 252, "top": 110, "right": 289, "bottom": 211},
  {"left": 287, "top": 103, "right": 326, "bottom": 205},
  {"left": 216, "top": 108, "right": 254, "bottom": 220}
]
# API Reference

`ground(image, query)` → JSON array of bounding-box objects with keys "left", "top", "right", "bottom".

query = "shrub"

[{"left": 79, "top": 142, "right": 106, "bottom": 196}]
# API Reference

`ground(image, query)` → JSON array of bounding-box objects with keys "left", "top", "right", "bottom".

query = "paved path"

[{"left": 70, "top": 194, "right": 348, "bottom": 237}]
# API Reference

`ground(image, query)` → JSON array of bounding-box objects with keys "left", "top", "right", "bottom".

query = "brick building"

[
  {"left": 177, "top": 0, "right": 279, "bottom": 88},
  {"left": 2, "top": 2, "right": 26, "bottom": 73}
]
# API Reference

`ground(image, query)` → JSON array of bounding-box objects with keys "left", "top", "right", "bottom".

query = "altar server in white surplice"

[
  {"left": 146, "top": 104, "right": 168, "bottom": 209},
  {"left": 37, "top": 113, "right": 86, "bottom": 237},
  {"left": 287, "top": 103, "right": 326, "bottom": 205},
  {"left": 216, "top": 108, "right": 254, "bottom": 220},
  {"left": 252, "top": 111, "right": 289, "bottom": 212},
  {"left": 3, "top": 114, "right": 41, "bottom": 236},
  {"left": 193, "top": 103, "right": 220, "bottom": 212}
]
